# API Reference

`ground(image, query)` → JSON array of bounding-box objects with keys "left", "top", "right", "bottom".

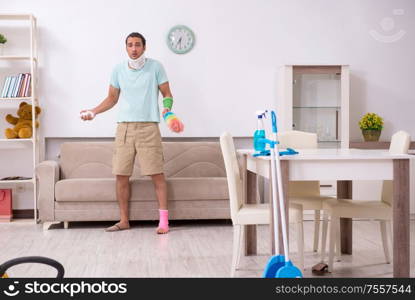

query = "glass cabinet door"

[{"left": 292, "top": 66, "right": 342, "bottom": 148}]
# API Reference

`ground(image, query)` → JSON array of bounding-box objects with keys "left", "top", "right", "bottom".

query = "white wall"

[
  {"left": 1, "top": 0, "right": 414, "bottom": 138},
  {"left": 1, "top": 0, "right": 414, "bottom": 209}
]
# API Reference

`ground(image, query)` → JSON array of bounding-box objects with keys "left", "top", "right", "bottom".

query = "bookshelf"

[{"left": 0, "top": 14, "right": 39, "bottom": 222}]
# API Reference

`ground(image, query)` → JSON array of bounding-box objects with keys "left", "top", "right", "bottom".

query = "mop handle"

[
  {"left": 269, "top": 110, "right": 280, "bottom": 253},
  {"left": 269, "top": 141, "right": 280, "bottom": 254},
  {"left": 271, "top": 111, "right": 290, "bottom": 262}
]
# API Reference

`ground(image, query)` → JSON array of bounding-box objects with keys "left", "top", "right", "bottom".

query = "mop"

[{"left": 263, "top": 111, "right": 303, "bottom": 278}]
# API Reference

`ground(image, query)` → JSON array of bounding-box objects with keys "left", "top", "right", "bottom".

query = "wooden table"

[{"left": 237, "top": 148, "right": 412, "bottom": 278}]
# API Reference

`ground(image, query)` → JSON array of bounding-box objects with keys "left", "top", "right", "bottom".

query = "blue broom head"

[
  {"left": 275, "top": 260, "right": 303, "bottom": 278},
  {"left": 262, "top": 255, "right": 285, "bottom": 278}
]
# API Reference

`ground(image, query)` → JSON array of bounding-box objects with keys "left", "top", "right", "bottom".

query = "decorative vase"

[
  {"left": 362, "top": 129, "right": 381, "bottom": 142},
  {"left": 0, "top": 44, "right": 4, "bottom": 56}
]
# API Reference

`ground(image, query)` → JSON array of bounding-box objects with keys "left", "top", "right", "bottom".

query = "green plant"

[
  {"left": 359, "top": 113, "right": 384, "bottom": 131},
  {"left": 0, "top": 34, "right": 7, "bottom": 44}
]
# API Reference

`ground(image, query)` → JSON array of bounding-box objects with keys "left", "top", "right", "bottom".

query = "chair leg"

[
  {"left": 328, "top": 216, "right": 338, "bottom": 273},
  {"left": 320, "top": 211, "right": 329, "bottom": 262},
  {"left": 335, "top": 220, "right": 341, "bottom": 262},
  {"left": 380, "top": 220, "right": 391, "bottom": 264},
  {"left": 387, "top": 221, "right": 393, "bottom": 254},
  {"left": 236, "top": 225, "right": 245, "bottom": 268},
  {"left": 230, "top": 225, "right": 242, "bottom": 277},
  {"left": 313, "top": 210, "right": 320, "bottom": 252},
  {"left": 297, "top": 221, "right": 305, "bottom": 271}
]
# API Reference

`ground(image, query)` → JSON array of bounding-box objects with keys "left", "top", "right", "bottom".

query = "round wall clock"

[{"left": 167, "top": 25, "right": 195, "bottom": 54}]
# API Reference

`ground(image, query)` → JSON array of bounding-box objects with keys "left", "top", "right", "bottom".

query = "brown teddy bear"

[{"left": 4, "top": 102, "right": 41, "bottom": 139}]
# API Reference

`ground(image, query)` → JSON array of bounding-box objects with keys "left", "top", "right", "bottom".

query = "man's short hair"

[{"left": 125, "top": 32, "right": 146, "bottom": 46}]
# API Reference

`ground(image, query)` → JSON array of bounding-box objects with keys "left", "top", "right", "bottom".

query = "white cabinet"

[
  {"left": 277, "top": 65, "right": 350, "bottom": 149},
  {"left": 0, "top": 14, "right": 39, "bottom": 221}
]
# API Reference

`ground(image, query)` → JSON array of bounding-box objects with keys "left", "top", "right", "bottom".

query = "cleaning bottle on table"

[{"left": 253, "top": 110, "right": 269, "bottom": 156}]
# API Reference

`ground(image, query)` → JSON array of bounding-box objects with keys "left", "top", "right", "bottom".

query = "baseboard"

[
  {"left": 12, "top": 209, "right": 35, "bottom": 219},
  {"left": 10, "top": 210, "right": 415, "bottom": 221}
]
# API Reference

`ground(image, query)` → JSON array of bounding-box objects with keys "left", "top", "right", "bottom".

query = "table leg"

[
  {"left": 245, "top": 169, "right": 258, "bottom": 256},
  {"left": 393, "top": 159, "right": 410, "bottom": 277},
  {"left": 337, "top": 181, "right": 353, "bottom": 254}
]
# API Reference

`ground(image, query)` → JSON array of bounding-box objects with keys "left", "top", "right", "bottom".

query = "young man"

[{"left": 80, "top": 32, "right": 176, "bottom": 234}]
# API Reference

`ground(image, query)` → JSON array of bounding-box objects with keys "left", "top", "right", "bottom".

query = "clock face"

[{"left": 167, "top": 25, "right": 195, "bottom": 54}]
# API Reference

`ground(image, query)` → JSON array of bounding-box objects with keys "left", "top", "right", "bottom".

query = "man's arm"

[
  {"left": 159, "top": 82, "right": 172, "bottom": 98},
  {"left": 159, "top": 82, "right": 173, "bottom": 114},
  {"left": 80, "top": 85, "right": 120, "bottom": 120}
]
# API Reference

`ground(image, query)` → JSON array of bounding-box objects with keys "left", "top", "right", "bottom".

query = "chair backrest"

[
  {"left": 382, "top": 131, "right": 411, "bottom": 205},
  {"left": 278, "top": 130, "right": 318, "bottom": 149},
  {"left": 389, "top": 131, "right": 410, "bottom": 155},
  {"left": 220, "top": 132, "right": 244, "bottom": 222},
  {"left": 278, "top": 131, "right": 320, "bottom": 197}
]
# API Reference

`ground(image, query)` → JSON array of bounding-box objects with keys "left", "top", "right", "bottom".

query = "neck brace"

[{"left": 128, "top": 53, "right": 146, "bottom": 70}]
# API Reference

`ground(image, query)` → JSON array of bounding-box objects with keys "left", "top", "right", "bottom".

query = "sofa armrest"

[{"left": 36, "top": 160, "right": 60, "bottom": 221}]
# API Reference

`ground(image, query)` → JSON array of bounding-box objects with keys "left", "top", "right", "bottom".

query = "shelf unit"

[
  {"left": 277, "top": 65, "right": 349, "bottom": 148},
  {"left": 0, "top": 14, "right": 39, "bottom": 222}
]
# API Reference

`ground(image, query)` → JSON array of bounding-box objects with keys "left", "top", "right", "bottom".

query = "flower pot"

[
  {"left": 362, "top": 130, "right": 381, "bottom": 142},
  {"left": 0, "top": 44, "right": 4, "bottom": 56}
]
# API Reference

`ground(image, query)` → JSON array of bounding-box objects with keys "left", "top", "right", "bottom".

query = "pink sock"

[{"left": 158, "top": 209, "right": 169, "bottom": 230}]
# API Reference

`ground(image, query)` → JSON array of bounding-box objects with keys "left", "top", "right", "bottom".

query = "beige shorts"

[{"left": 112, "top": 122, "right": 164, "bottom": 176}]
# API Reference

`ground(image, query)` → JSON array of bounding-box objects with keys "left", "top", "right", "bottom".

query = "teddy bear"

[{"left": 4, "top": 102, "right": 41, "bottom": 139}]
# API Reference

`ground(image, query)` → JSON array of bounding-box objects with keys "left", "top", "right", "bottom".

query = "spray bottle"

[{"left": 253, "top": 110, "right": 269, "bottom": 156}]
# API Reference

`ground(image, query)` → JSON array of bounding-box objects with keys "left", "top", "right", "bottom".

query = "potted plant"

[
  {"left": 0, "top": 33, "right": 7, "bottom": 55},
  {"left": 359, "top": 112, "right": 384, "bottom": 142}
]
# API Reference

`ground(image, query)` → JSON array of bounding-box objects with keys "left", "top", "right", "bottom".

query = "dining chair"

[
  {"left": 278, "top": 130, "right": 337, "bottom": 253},
  {"left": 321, "top": 130, "right": 411, "bottom": 272},
  {"left": 220, "top": 132, "right": 304, "bottom": 276}
]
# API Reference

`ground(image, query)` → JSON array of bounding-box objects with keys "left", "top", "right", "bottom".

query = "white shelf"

[
  {"left": 0, "top": 14, "right": 35, "bottom": 21},
  {"left": 0, "top": 13, "right": 39, "bottom": 223},
  {"left": 0, "top": 97, "right": 33, "bottom": 101},
  {"left": 0, "top": 138, "right": 33, "bottom": 142},
  {"left": 0, "top": 179, "right": 34, "bottom": 184},
  {"left": 0, "top": 56, "right": 37, "bottom": 62}
]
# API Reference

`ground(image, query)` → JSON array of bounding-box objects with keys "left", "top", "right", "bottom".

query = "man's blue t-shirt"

[{"left": 110, "top": 58, "right": 168, "bottom": 122}]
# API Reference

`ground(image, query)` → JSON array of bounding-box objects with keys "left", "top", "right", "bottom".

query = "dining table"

[{"left": 237, "top": 148, "right": 412, "bottom": 278}]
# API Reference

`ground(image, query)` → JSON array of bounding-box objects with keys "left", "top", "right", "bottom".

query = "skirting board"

[{"left": 9, "top": 209, "right": 415, "bottom": 221}]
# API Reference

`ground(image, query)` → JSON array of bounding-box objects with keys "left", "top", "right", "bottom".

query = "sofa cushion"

[
  {"left": 59, "top": 142, "right": 226, "bottom": 179},
  {"left": 55, "top": 177, "right": 229, "bottom": 202}
]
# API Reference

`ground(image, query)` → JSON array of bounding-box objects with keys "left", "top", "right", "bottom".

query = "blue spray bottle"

[{"left": 253, "top": 110, "right": 269, "bottom": 156}]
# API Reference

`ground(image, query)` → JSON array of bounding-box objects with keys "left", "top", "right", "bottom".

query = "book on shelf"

[
  {"left": 12, "top": 73, "right": 23, "bottom": 98},
  {"left": 9, "top": 75, "right": 16, "bottom": 97},
  {"left": 24, "top": 73, "right": 31, "bottom": 97},
  {"left": 1, "top": 76, "right": 11, "bottom": 98},
  {"left": 1, "top": 73, "right": 31, "bottom": 99},
  {"left": 7, "top": 76, "right": 16, "bottom": 98}
]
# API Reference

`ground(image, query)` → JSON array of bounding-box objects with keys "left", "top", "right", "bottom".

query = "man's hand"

[
  {"left": 162, "top": 108, "right": 170, "bottom": 116},
  {"left": 80, "top": 109, "right": 96, "bottom": 121}
]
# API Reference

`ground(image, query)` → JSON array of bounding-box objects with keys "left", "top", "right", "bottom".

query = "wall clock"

[{"left": 167, "top": 25, "right": 195, "bottom": 54}]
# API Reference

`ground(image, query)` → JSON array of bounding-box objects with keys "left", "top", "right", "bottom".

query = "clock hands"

[{"left": 176, "top": 36, "right": 183, "bottom": 49}]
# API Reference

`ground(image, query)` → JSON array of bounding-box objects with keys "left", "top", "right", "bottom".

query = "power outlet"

[{"left": 16, "top": 184, "right": 25, "bottom": 193}]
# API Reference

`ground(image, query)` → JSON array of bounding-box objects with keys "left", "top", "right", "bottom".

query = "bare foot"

[{"left": 105, "top": 222, "right": 130, "bottom": 232}]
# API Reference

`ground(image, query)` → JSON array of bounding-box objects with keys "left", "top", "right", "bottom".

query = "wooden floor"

[{"left": 0, "top": 219, "right": 414, "bottom": 278}]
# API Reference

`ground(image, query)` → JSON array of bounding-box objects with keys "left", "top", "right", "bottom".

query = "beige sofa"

[{"left": 36, "top": 142, "right": 230, "bottom": 229}]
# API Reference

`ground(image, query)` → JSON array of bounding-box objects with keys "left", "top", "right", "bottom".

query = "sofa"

[{"left": 36, "top": 142, "right": 230, "bottom": 228}]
